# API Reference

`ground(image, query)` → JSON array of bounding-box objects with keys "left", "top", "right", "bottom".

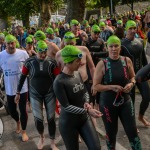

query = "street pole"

[{"left": 110, "top": 0, "right": 113, "bottom": 15}]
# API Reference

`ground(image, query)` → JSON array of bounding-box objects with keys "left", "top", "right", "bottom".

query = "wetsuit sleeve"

[
  {"left": 53, "top": 79, "right": 86, "bottom": 114},
  {"left": 135, "top": 63, "right": 150, "bottom": 82},
  {"left": 51, "top": 59, "right": 60, "bottom": 76},
  {"left": 142, "top": 46, "right": 148, "bottom": 66},
  {"left": 17, "top": 62, "right": 29, "bottom": 93}
]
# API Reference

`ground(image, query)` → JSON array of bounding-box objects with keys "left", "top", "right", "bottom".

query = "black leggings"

[
  {"left": 7, "top": 92, "right": 28, "bottom": 130},
  {"left": 30, "top": 91, "right": 56, "bottom": 139},
  {"left": 100, "top": 98, "right": 142, "bottom": 150},
  {"left": 130, "top": 81, "right": 150, "bottom": 115},
  {"left": 59, "top": 110, "right": 101, "bottom": 150}
]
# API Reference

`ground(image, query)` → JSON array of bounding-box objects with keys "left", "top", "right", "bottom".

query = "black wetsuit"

[
  {"left": 100, "top": 57, "right": 141, "bottom": 150},
  {"left": 53, "top": 71, "right": 100, "bottom": 150},
  {"left": 17, "top": 56, "right": 60, "bottom": 139},
  {"left": 136, "top": 63, "right": 150, "bottom": 82},
  {"left": 121, "top": 38, "right": 150, "bottom": 116},
  {"left": 86, "top": 37, "right": 108, "bottom": 104}
]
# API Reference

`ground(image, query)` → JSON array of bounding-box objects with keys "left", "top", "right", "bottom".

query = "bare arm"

[{"left": 82, "top": 46, "right": 95, "bottom": 79}]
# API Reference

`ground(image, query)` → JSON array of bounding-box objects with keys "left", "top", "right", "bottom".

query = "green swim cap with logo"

[
  {"left": 107, "top": 35, "right": 121, "bottom": 46},
  {"left": 25, "top": 37, "right": 33, "bottom": 44},
  {"left": 5, "top": 34, "right": 16, "bottom": 43},
  {"left": 91, "top": 25, "right": 100, "bottom": 32},
  {"left": 34, "top": 30, "right": 46, "bottom": 41},
  {"left": 61, "top": 45, "right": 82, "bottom": 63},
  {"left": 46, "top": 27, "right": 54, "bottom": 34},
  {"left": 63, "top": 32, "right": 78, "bottom": 42},
  {"left": 125, "top": 20, "right": 136, "bottom": 30},
  {"left": 36, "top": 40, "right": 48, "bottom": 53}
]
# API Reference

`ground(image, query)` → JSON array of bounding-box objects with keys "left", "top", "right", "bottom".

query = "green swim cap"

[
  {"left": 82, "top": 20, "right": 88, "bottom": 26},
  {"left": 117, "top": 20, "right": 123, "bottom": 24},
  {"left": 99, "top": 22, "right": 106, "bottom": 27},
  {"left": 16, "top": 40, "right": 20, "bottom": 48},
  {"left": 70, "top": 19, "right": 79, "bottom": 26},
  {"left": 61, "top": 45, "right": 82, "bottom": 63},
  {"left": 25, "top": 37, "right": 33, "bottom": 44},
  {"left": 125, "top": 20, "right": 136, "bottom": 30},
  {"left": 91, "top": 25, "right": 100, "bottom": 32},
  {"left": 46, "top": 27, "right": 54, "bottom": 34},
  {"left": 28, "top": 34, "right": 34, "bottom": 39},
  {"left": 63, "top": 32, "right": 78, "bottom": 42},
  {"left": 0, "top": 33, "right": 5, "bottom": 39},
  {"left": 5, "top": 34, "right": 16, "bottom": 43},
  {"left": 36, "top": 40, "right": 48, "bottom": 53},
  {"left": 54, "top": 28, "right": 59, "bottom": 32},
  {"left": 34, "top": 30, "right": 46, "bottom": 41},
  {"left": 107, "top": 35, "right": 121, "bottom": 46}
]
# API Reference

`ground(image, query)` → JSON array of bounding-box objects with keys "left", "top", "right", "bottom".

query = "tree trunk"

[
  {"left": 66, "top": 0, "right": 86, "bottom": 23},
  {"left": 22, "top": 12, "right": 30, "bottom": 28},
  {"left": 40, "top": 0, "right": 51, "bottom": 26}
]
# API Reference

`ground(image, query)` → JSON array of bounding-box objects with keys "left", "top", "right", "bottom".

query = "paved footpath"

[{"left": 0, "top": 94, "right": 150, "bottom": 150}]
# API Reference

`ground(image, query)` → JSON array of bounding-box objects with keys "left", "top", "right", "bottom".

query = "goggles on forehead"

[
  {"left": 62, "top": 53, "right": 83, "bottom": 59},
  {"left": 36, "top": 47, "right": 48, "bottom": 52},
  {"left": 64, "top": 35, "right": 75, "bottom": 39}
]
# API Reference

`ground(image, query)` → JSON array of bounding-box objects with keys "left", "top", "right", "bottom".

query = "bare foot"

[
  {"left": 138, "top": 115, "right": 150, "bottom": 126},
  {"left": 50, "top": 144, "right": 59, "bottom": 150},
  {"left": 37, "top": 136, "right": 45, "bottom": 150},
  {"left": 50, "top": 139, "right": 59, "bottom": 150},
  {"left": 22, "top": 130, "right": 29, "bottom": 142},
  {"left": 16, "top": 121, "right": 21, "bottom": 134}
]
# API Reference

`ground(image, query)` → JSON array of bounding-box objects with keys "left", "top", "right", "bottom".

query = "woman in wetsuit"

[
  {"left": 53, "top": 45, "right": 102, "bottom": 150},
  {"left": 15, "top": 40, "right": 59, "bottom": 150},
  {"left": 93, "top": 35, "right": 142, "bottom": 150}
]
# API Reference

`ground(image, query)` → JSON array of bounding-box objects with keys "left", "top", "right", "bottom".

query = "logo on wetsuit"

[{"left": 73, "top": 83, "right": 84, "bottom": 93}]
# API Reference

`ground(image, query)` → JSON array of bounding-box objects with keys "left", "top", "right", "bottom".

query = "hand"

[
  {"left": 122, "top": 83, "right": 133, "bottom": 93},
  {"left": 84, "top": 103, "right": 92, "bottom": 110},
  {"left": 111, "top": 85, "right": 123, "bottom": 93},
  {"left": 14, "top": 94, "right": 20, "bottom": 104},
  {"left": 88, "top": 108, "right": 103, "bottom": 118}
]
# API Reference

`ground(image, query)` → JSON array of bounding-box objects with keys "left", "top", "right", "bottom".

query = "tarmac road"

[{"left": 0, "top": 93, "right": 150, "bottom": 150}]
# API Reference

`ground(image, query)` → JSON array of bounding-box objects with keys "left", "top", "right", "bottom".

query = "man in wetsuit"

[
  {"left": 15, "top": 41, "right": 59, "bottom": 150},
  {"left": 121, "top": 20, "right": 150, "bottom": 126}
]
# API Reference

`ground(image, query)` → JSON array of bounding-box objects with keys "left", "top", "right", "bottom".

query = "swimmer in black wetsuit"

[
  {"left": 15, "top": 40, "right": 60, "bottom": 150},
  {"left": 121, "top": 20, "right": 150, "bottom": 126},
  {"left": 93, "top": 35, "right": 142, "bottom": 150},
  {"left": 53, "top": 45, "right": 103, "bottom": 150}
]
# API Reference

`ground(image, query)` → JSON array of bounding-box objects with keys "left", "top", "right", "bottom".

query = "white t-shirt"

[
  {"left": 47, "top": 37, "right": 61, "bottom": 48},
  {"left": 0, "top": 49, "right": 29, "bottom": 95}
]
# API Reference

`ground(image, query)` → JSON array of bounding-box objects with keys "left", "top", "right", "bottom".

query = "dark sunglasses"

[
  {"left": 113, "top": 92, "right": 124, "bottom": 107},
  {"left": 94, "top": 31, "right": 100, "bottom": 34},
  {"left": 27, "top": 42, "right": 33, "bottom": 44},
  {"left": 73, "top": 24, "right": 79, "bottom": 26},
  {"left": 62, "top": 53, "right": 83, "bottom": 59}
]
